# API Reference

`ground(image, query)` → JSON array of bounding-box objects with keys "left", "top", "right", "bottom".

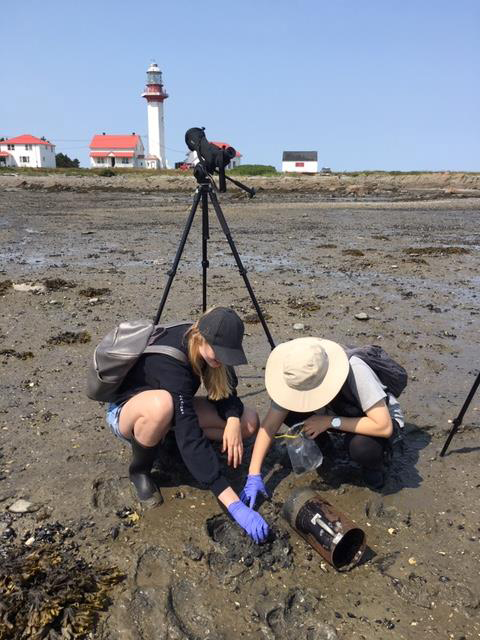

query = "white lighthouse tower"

[{"left": 142, "top": 62, "right": 169, "bottom": 169}]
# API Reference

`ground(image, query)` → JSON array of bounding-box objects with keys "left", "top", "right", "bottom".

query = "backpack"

[
  {"left": 345, "top": 345, "right": 408, "bottom": 398},
  {"left": 86, "top": 320, "right": 189, "bottom": 402},
  {"left": 328, "top": 345, "right": 408, "bottom": 419}
]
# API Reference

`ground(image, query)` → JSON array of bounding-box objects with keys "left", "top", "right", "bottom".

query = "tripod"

[
  {"left": 440, "top": 371, "right": 480, "bottom": 457},
  {"left": 154, "top": 171, "right": 276, "bottom": 350}
]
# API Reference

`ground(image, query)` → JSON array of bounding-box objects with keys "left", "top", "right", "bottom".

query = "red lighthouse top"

[{"left": 142, "top": 62, "right": 168, "bottom": 102}]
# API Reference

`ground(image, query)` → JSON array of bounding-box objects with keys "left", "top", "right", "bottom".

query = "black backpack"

[{"left": 328, "top": 345, "right": 407, "bottom": 418}]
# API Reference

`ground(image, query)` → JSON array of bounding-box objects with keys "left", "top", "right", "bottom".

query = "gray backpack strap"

[{"left": 143, "top": 345, "right": 189, "bottom": 364}]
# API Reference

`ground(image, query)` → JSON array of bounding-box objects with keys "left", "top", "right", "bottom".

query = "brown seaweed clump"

[
  {"left": 0, "top": 281, "right": 12, "bottom": 296},
  {"left": 0, "top": 542, "right": 124, "bottom": 639},
  {"left": 78, "top": 288, "right": 111, "bottom": 298},
  {"left": 0, "top": 350, "right": 34, "bottom": 361},
  {"left": 404, "top": 246, "right": 470, "bottom": 256},
  {"left": 47, "top": 331, "right": 91, "bottom": 346},
  {"left": 43, "top": 279, "right": 77, "bottom": 291}
]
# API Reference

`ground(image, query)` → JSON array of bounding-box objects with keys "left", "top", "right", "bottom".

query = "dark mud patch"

[
  {"left": 78, "top": 287, "right": 111, "bottom": 298},
  {"left": 0, "top": 280, "right": 12, "bottom": 295},
  {"left": 316, "top": 243, "right": 337, "bottom": 248},
  {"left": 404, "top": 246, "right": 470, "bottom": 256},
  {"left": 0, "top": 349, "right": 34, "bottom": 361},
  {"left": 0, "top": 532, "right": 124, "bottom": 639},
  {"left": 206, "top": 513, "right": 293, "bottom": 572},
  {"left": 371, "top": 234, "right": 390, "bottom": 241},
  {"left": 43, "top": 278, "right": 77, "bottom": 291},
  {"left": 342, "top": 249, "right": 365, "bottom": 257},
  {"left": 47, "top": 330, "right": 91, "bottom": 345}
]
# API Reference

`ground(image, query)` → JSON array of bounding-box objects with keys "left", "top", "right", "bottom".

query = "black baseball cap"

[{"left": 198, "top": 307, "right": 247, "bottom": 366}]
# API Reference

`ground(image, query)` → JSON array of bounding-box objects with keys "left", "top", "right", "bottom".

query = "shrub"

[{"left": 228, "top": 164, "right": 278, "bottom": 177}]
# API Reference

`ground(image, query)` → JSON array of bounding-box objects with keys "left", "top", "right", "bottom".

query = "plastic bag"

[{"left": 285, "top": 422, "right": 323, "bottom": 474}]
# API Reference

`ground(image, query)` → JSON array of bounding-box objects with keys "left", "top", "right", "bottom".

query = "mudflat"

[{"left": 0, "top": 178, "right": 479, "bottom": 640}]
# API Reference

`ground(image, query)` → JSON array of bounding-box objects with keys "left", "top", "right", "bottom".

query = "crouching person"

[
  {"left": 241, "top": 338, "right": 405, "bottom": 507},
  {"left": 106, "top": 307, "right": 269, "bottom": 543}
]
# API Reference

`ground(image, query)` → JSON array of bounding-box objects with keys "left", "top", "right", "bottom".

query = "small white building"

[
  {"left": 0, "top": 134, "right": 56, "bottom": 168},
  {"left": 282, "top": 151, "right": 318, "bottom": 173},
  {"left": 89, "top": 134, "right": 145, "bottom": 168}
]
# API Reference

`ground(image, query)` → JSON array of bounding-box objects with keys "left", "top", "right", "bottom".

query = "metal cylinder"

[{"left": 282, "top": 487, "right": 366, "bottom": 571}]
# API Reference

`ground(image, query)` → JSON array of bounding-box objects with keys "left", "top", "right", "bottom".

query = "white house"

[
  {"left": 282, "top": 151, "right": 318, "bottom": 173},
  {"left": 0, "top": 134, "right": 56, "bottom": 168},
  {"left": 89, "top": 134, "right": 145, "bottom": 168}
]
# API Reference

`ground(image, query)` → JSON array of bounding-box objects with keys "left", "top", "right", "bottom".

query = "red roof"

[
  {"left": 0, "top": 151, "right": 10, "bottom": 157},
  {"left": 211, "top": 141, "right": 241, "bottom": 158},
  {"left": 0, "top": 134, "right": 53, "bottom": 146},
  {"left": 90, "top": 134, "right": 140, "bottom": 149}
]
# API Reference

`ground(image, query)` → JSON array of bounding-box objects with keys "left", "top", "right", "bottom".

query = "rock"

[
  {"left": 293, "top": 323, "right": 305, "bottom": 330},
  {"left": 13, "top": 283, "right": 46, "bottom": 294},
  {"left": 354, "top": 312, "right": 369, "bottom": 321},
  {"left": 9, "top": 499, "right": 37, "bottom": 513}
]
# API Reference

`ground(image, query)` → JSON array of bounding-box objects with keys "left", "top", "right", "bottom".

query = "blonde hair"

[{"left": 185, "top": 315, "right": 231, "bottom": 401}]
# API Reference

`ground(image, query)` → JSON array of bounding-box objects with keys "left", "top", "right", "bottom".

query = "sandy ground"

[{"left": 0, "top": 174, "right": 479, "bottom": 639}]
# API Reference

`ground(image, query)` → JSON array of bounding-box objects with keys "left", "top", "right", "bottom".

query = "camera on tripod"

[{"left": 185, "top": 127, "right": 237, "bottom": 192}]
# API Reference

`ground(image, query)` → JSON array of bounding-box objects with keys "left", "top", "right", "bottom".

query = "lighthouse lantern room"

[{"left": 142, "top": 62, "right": 168, "bottom": 169}]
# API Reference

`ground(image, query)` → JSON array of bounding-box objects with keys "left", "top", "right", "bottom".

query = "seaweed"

[
  {"left": 0, "top": 350, "right": 34, "bottom": 361},
  {"left": 0, "top": 539, "right": 124, "bottom": 639},
  {"left": 404, "top": 246, "right": 469, "bottom": 256},
  {"left": 78, "top": 288, "right": 111, "bottom": 298},
  {"left": 0, "top": 281, "right": 12, "bottom": 295},
  {"left": 47, "top": 331, "right": 91, "bottom": 345},
  {"left": 43, "top": 279, "right": 77, "bottom": 291}
]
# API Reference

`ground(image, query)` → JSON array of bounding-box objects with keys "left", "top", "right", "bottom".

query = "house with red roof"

[
  {"left": 0, "top": 134, "right": 56, "bottom": 168},
  {"left": 89, "top": 134, "right": 145, "bottom": 169}
]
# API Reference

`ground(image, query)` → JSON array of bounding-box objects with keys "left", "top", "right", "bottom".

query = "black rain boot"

[{"left": 129, "top": 434, "right": 163, "bottom": 507}]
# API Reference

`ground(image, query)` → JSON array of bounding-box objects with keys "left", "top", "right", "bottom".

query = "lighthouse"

[{"left": 142, "top": 62, "right": 168, "bottom": 169}]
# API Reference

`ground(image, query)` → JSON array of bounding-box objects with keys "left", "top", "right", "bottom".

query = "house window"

[
  {"left": 25, "top": 144, "right": 33, "bottom": 150},
  {"left": 97, "top": 158, "right": 104, "bottom": 164},
  {"left": 7, "top": 144, "right": 14, "bottom": 150},
  {"left": 20, "top": 156, "right": 30, "bottom": 163},
  {"left": 121, "top": 158, "right": 129, "bottom": 164}
]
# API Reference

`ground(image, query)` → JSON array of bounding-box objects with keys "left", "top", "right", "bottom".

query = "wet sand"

[{"left": 0, "top": 181, "right": 479, "bottom": 639}]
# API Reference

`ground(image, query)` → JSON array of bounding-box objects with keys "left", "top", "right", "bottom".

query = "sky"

[{"left": 1, "top": 0, "right": 479, "bottom": 171}]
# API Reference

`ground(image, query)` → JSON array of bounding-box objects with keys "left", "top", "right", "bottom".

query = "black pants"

[{"left": 284, "top": 411, "right": 391, "bottom": 470}]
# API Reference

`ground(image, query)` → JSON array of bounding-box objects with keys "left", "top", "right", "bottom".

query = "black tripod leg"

[
  {"left": 154, "top": 188, "right": 202, "bottom": 324},
  {"left": 208, "top": 189, "right": 276, "bottom": 349},
  {"left": 440, "top": 371, "right": 480, "bottom": 457},
  {"left": 201, "top": 187, "right": 209, "bottom": 312}
]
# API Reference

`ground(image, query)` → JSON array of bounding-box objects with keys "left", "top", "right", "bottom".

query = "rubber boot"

[{"left": 129, "top": 434, "right": 163, "bottom": 507}]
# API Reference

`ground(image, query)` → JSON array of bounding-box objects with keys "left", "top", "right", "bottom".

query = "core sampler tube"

[{"left": 282, "top": 487, "right": 366, "bottom": 571}]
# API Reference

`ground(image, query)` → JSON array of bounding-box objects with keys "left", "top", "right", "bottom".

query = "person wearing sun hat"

[{"left": 240, "top": 337, "right": 405, "bottom": 504}]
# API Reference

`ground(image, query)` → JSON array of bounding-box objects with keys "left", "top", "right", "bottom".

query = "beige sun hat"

[{"left": 265, "top": 337, "right": 350, "bottom": 413}]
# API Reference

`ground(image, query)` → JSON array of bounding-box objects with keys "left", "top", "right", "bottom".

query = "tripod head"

[{"left": 185, "top": 127, "right": 255, "bottom": 198}]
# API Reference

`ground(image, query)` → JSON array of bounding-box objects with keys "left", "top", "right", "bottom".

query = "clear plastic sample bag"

[{"left": 283, "top": 422, "right": 324, "bottom": 474}]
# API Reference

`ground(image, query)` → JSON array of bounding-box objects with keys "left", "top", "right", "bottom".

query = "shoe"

[
  {"left": 129, "top": 434, "right": 163, "bottom": 507},
  {"left": 362, "top": 467, "right": 385, "bottom": 491}
]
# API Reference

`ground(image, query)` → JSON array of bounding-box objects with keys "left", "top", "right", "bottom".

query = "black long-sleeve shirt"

[{"left": 116, "top": 323, "right": 243, "bottom": 496}]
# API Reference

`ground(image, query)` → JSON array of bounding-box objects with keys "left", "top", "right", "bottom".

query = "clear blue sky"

[{"left": 2, "top": 0, "right": 479, "bottom": 170}]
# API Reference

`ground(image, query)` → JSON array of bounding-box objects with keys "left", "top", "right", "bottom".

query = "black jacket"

[{"left": 116, "top": 323, "right": 243, "bottom": 496}]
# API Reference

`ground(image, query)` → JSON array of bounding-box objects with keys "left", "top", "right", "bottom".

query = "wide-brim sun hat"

[{"left": 265, "top": 337, "right": 349, "bottom": 413}]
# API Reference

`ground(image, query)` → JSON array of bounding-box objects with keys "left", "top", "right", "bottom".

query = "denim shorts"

[{"left": 106, "top": 402, "right": 130, "bottom": 443}]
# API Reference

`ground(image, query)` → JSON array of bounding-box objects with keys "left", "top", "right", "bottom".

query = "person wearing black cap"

[{"left": 106, "top": 307, "right": 270, "bottom": 543}]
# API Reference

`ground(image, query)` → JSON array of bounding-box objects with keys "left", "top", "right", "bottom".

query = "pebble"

[
  {"left": 9, "top": 499, "right": 36, "bottom": 513},
  {"left": 293, "top": 323, "right": 305, "bottom": 330},
  {"left": 25, "top": 536, "right": 35, "bottom": 546},
  {"left": 354, "top": 312, "right": 369, "bottom": 321},
  {"left": 408, "top": 556, "right": 417, "bottom": 565}
]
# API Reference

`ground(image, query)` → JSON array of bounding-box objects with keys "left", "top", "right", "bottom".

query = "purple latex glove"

[
  {"left": 239, "top": 474, "right": 269, "bottom": 509},
  {"left": 227, "top": 500, "right": 270, "bottom": 544}
]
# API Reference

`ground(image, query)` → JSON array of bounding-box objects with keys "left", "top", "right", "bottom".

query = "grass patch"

[{"left": 228, "top": 164, "right": 279, "bottom": 177}]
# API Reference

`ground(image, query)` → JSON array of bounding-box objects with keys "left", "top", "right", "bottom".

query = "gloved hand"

[
  {"left": 227, "top": 500, "right": 270, "bottom": 544},
  {"left": 240, "top": 474, "right": 269, "bottom": 509}
]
